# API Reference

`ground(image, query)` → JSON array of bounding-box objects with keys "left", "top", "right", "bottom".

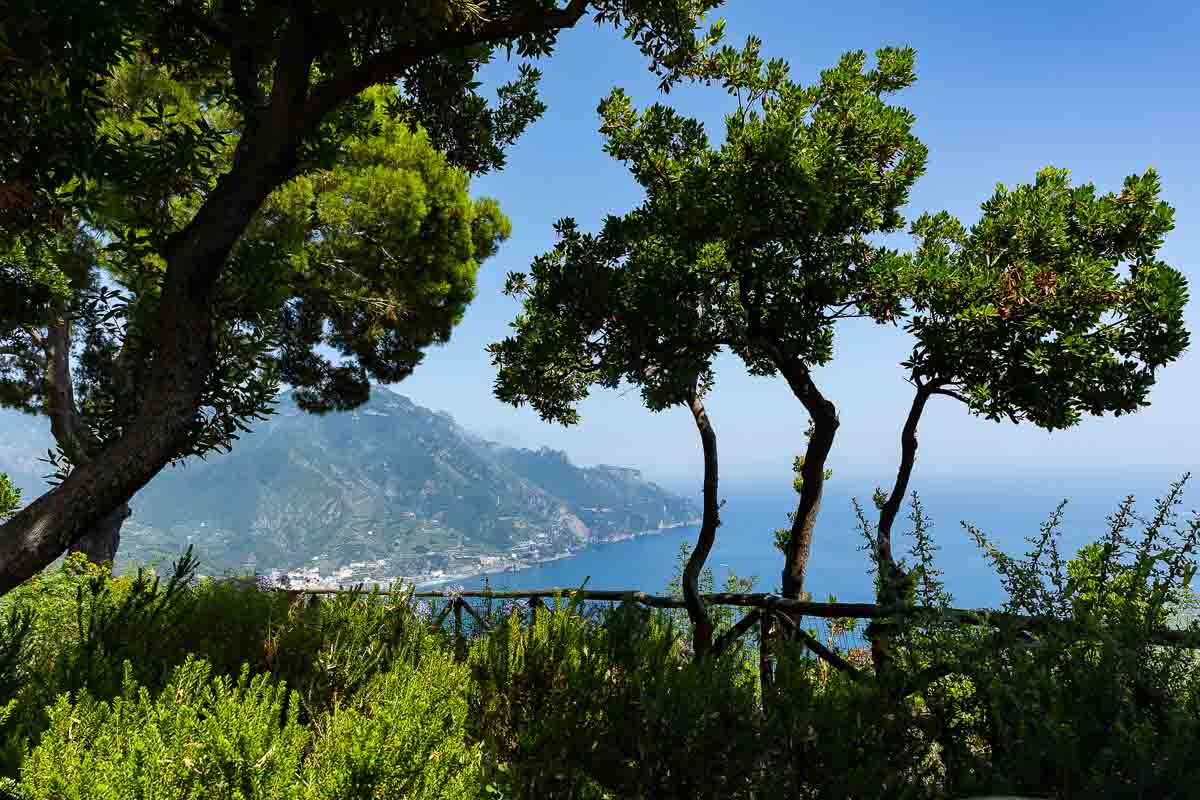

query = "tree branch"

[
  {"left": 22, "top": 326, "right": 46, "bottom": 350},
  {"left": 870, "top": 381, "right": 935, "bottom": 684},
  {"left": 174, "top": 0, "right": 234, "bottom": 49},
  {"left": 712, "top": 608, "right": 760, "bottom": 657},
  {"left": 929, "top": 386, "right": 970, "bottom": 406},
  {"left": 0, "top": 1, "right": 604, "bottom": 596},
  {"left": 267, "top": 1, "right": 318, "bottom": 135},
  {"left": 43, "top": 315, "right": 93, "bottom": 454},
  {"left": 222, "top": 0, "right": 267, "bottom": 111},
  {"left": 876, "top": 382, "right": 935, "bottom": 579},
  {"left": 774, "top": 610, "right": 869, "bottom": 684},
  {"left": 301, "top": 0, "right": 591, "bottom": 130}
]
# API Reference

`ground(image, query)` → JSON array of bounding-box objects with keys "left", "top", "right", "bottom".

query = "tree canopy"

[
  {"left": 489, "top": 38, "right": 1190, "bottom": 614},
  {"left": 0, "top": 0, "right": 727, "bottom": 593}
]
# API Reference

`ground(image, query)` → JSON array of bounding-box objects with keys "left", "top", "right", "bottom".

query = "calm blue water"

[{"left": 461, "top": 476, "right": 1192, "bottom": 610}]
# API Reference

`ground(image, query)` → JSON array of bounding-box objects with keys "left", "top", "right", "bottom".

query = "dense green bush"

[
  {"left": 0, "top": 481, "right": 1196, "bottom": 799},
  {"left": 468, "top": 595, "right": 762, "bottom": 799},
  {"left": 13, "top": 649, "right": 480, "bottom": 800},
  {"left": 0, "top": 551, "right": 451, "bottom": 788},
  {"left": 303, "top": 646, "right": 482, "bottom": 799},
  {"left": 16, "top": 657, "right": 309, "bottom": 799}
]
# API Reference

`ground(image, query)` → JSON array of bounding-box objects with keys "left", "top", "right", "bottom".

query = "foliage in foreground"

[{"left": 0, "top": 483, "right": 1198, "bottom": 799}]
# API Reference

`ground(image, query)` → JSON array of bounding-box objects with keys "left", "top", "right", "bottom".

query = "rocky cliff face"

[{"left": 0, "top": 388, "right": 697, "bottom": 577}]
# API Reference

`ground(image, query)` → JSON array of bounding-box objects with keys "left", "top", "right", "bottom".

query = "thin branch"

[
  {"left": 821, "top": 299, "right": 863, "bottom": 319},
  {"left": 774, "top": 610, "right": 869, "bottom": 683},
  {"left": 820, "top": 311, "right": 875, "bottom": 321},
  {"left": 876, "top": 383, "right": 935, "bottom": 574},
  {"left": 301, "top": 0, "right": 591, "bottom": 130},
  {"left": 23, "top": 326, "right": 46, "bottom": 349},
  {"left": 1082, "top": 315, "right": 1130, "bottom": 340},
  {"left": 712, "top": 608, "right": 761, "bottom": 657},
  {"left": 222, "top": 0, "right": 267, "bottom": 111},
  {"left": 429, "top": 602, "right": 453, "bottom": 630},
  {"left": 44, "top": 316, "right": 96, "bottom": 455},
  {"left": 929, "top": 386, "right": 970, "bottom": 406},
  {"left": 171, "top": 0, "right": 235, "bottom": 49}
]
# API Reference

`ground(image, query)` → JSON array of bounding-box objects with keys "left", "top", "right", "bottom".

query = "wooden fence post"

[
  {"left": 760, "top": 610, "right": 775, "bottom": 711},
  {"left": 453, "top": 597, "right": 465, "bottom": 662}
]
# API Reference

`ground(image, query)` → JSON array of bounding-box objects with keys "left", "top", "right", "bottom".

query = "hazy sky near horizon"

[{"left": 389, "top": 0, "right": 1199, "bottom": 492}]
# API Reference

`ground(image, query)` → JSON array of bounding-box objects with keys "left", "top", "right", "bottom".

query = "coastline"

[{"left": 413, "top": 517, "right": 701, "bottom": 589}]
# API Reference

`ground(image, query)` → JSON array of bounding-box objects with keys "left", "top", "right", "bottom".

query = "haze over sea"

[{"left": 458, "top": 474, "right": 1195, "bottom": 610}]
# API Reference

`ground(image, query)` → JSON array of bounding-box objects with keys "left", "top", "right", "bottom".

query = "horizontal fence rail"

[
  {"left": 274, "top": 585, "right": 1200, "bottom": 650},
  {"left": 267, "top": 581, "right": 1200, "bottom": 698}
]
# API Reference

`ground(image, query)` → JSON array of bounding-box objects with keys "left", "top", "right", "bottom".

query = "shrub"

[
  {"left": 260, "top": 585, "right": 436, "bottom": 720},
  {"left": 1, "top": 479, "right": 1198, "bottom": 799},
  {"left": 303, "top": 646, "right": 482, "bottom": 800},
  {"left": 468, "top": 593, "right": 762, "bottom": 800},
  {"left": 14, "top": 657, "right": 309, "bottom": 799},
  {"left": 12, "top": 648, "right": 480, "bottom": 799}
]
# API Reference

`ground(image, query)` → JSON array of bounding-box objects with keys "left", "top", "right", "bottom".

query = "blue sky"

[{"left": 390, "top": 0, "right": 1199, "bottom": 494}]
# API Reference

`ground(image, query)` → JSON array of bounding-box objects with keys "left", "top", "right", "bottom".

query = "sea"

[{"left": 456, "top": 474, "right": 1196, "bottom": 611}]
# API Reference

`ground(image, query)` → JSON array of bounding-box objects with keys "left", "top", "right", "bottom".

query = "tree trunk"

[
  {"left": 871, "top": 383, "right": 933, "bottom": 686},
  {"left": 68, "top": 502, "right": 131, "bottom": 565},
  {"left": 875, "top": 384, "right": 932, "bottom": 581},
  {"left": 0, "top": 1, "right": 599, "bottom": 597},
  {"left": 44, "top": 307, "right": 133, "bottom": 567},
  {"left": 759, "top": 610, "right": 776, "bottom": 711},
  {"left": 0, "top": 128, "right": 295, "bottom": 595},
  {"left": 683, "top": 383, "right": 720, "bottom": 659},
  {"left": 763, "top": 352, "right": 838, "bottom": 605},
  {"left": 781, "top": 396, "right": 837, "bottom": 602},
  {"left": 739, "top": 277, "right": 840, "bottom": 606}
]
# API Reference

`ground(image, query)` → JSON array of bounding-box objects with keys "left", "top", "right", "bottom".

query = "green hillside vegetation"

[
  {"left": 0, "top": 391, "right": 697, "bottom": 577},
  {"left": 0, "top": 486, "right": 1198, "bottom": 798}
]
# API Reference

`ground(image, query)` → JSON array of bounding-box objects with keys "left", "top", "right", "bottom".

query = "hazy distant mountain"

[{"left": 0, "top": 389, "right": 697, "bottom": 578}]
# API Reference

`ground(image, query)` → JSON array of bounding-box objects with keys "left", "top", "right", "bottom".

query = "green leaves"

[
  {"left": 906, "top": 166, "right": 1189, "bottom": 430},
  {"left": 2, "top": 0, "right": 728, "bottom": 578},
  {"left": 2, "top": 62, "right": 515, "bottom": 462},
  {"left": 493, "top": 41, "right": 928, "bottom": 425},
  {"left": 0, "top": 475, "right": 18, "bottom": 520},
  {"left": 0, "top": 0, "right": 157, "bottom": 241},
  {"left": 259, "top": 84, "right": 513, "bottom": 413},
  {"left": 18, "top": 657, "right": 310, "bottom": 799}
]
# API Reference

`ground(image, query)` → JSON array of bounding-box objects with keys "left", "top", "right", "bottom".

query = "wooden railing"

[{"left": 280, "top": 584, "right": 1200, "bottom": 689}]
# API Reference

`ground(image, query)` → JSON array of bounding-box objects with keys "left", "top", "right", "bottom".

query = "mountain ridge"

[{"left": 0, "top": 388, "right": 699, "bottom": 584}]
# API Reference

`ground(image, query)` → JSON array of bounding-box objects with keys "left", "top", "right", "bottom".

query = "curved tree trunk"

[
  {"left": 683, "top": 383, "right": 720, "bottom": 659},
  {"left": 871, "top": 382, "right": 934, "bottom": 686},
  {"left": 875, "top": 384, "right": 932, "bottom": 583},
  {"left": 765, "top": 351, "right": 838, "bottom": 613},
  {"left": 68, "top": 502, "right": 131, "bottom": 565},
  {"left": 739, "top": 279, "right": 840, "bottom": 606},
  {"left": 780, "top": 387, "right": 837, "bottom": 603},
  {"left": 44, "top": 309, "right": 133, "bottom": 567},
  {"left": 0, "top": 120, "right": 293, "bottom": 594}
]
